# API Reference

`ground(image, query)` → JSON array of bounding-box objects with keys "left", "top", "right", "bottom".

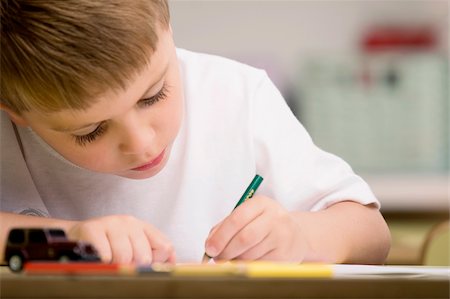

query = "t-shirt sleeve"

[
  {"left": 0, "top": 112, "right": 49, "bottom": 217},
  {"left": 251, "top": 72, "right": 379, "bottom": 212}
]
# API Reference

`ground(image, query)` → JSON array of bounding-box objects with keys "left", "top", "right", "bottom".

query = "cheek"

[
  {"left": 46, "top": 137, "right": 113, "bottom": 171},
  {"left": 60, "top": 144, "right": 106, "bottom": 169},
  {"left": 67, "top": 148, "right": 108, "bottom": 170},
  {"left": 166, "top": 81, "right": 184, "bottom": 135},
  {"left": 165, "top": 95, "right": 184, "bottom": 139},
  {"left": 163, "top": 61, "right": 184, "bottom": 139}
]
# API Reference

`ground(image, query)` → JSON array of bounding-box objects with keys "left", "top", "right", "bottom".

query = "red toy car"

[{"left": 4, "top": 228, "right": 101, "bottom": 272}]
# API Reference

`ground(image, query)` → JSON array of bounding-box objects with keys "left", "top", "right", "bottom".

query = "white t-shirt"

[{"left": 0, "top": 48, "right": 378, "bottom": 262}]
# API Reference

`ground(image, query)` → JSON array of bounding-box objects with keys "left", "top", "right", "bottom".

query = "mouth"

[{"left": 131, "top": 149, "right": 166, "bottom": 171}]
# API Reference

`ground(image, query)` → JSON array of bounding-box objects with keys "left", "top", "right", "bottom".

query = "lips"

[{"left": 131, "top": 149, "right": 165, "bottom": 171}]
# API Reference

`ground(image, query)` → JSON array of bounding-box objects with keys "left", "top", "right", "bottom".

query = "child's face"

[{"left": 17, "top": 28, "right": 184, "bottom": 179}]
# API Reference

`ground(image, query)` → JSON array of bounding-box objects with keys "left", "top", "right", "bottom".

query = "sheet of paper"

[{"left": 332, "top": 264, "right": 450, "bottom": 279}]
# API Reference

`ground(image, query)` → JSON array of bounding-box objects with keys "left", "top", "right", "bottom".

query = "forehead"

[{"left": 23, "top": 28, "right": 174, "bottom": 129}]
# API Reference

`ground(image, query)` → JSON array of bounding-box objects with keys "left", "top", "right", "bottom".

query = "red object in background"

[{"left": 362, "top": 26, "right": 437, "bottom": 52}]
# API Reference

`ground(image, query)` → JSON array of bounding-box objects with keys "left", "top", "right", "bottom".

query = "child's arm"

[
  {"left": 0, "top": 212, "right": 175, "bottom": 264},
  {"left": 204, "top": 197, "right": 391, "bottom": 264}
]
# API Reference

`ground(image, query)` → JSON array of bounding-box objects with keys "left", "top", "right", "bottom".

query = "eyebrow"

[{"left": 52, "top": 61, "right": 170, "bottom": 133}]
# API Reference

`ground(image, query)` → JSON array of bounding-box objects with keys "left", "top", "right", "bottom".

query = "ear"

[{"left": 0, "top": 103, "right": 29, "bottom": 126}]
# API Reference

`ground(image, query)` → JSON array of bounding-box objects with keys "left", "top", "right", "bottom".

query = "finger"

[
  {"left": 257, "top": 247, "right": 288, "bottom": 261},
  {"left": 128, "top": 228, "right": 152, "bottom": 265},
  {"left": 167, "top": 251, "right": 177, "bottom": 264},
  {"left": 88, "top": 231, "right": 113, "bottom": 263},
  {"left": 206, "top": 198, "right": 266, "bottom": 258},
  {"left": 215, "top": 212, "right": 271, "bottom": 261},
  {"left": 143, "top": 224, "right": 175, "bottom": 263},
  {"left": 235, "top": 233, "right": 275, "bottom": 261},
  {"left": 70, "top": 224, "right": 113, "bottom": 263},
  {"left": 204, "top": 219, "right": 225, "bottom": 255},
  {"left": 106, "top": 228, "right": 133, "bottom": 264},
  {"left": 241, "top": 222, "right": 300, "bottom": 262},
  {"left": 205, "top": 219, "right": 224, "bottom": 241}
]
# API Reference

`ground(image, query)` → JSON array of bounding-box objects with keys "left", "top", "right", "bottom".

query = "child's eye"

[
  {"left": 70, "top": 84, "right": 169, "bottom": 147},
  {"left": 72, "top": 123, "right": 107, "bottom": 146},
  {"left": 139, "top": 84, "right": 169, "bottom": 107}
]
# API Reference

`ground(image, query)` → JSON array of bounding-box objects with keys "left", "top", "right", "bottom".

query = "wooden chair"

[{"left": 420, "top": 220, "right": 449, "bottom": 266}]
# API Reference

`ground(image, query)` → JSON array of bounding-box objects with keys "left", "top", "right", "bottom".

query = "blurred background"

[{"left": 169, "top": 0, "right": 449, "bottom": 266}]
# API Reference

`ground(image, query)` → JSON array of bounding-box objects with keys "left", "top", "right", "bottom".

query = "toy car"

[{"left": 4, "top": 228, "right": 101, "bottom": 272}]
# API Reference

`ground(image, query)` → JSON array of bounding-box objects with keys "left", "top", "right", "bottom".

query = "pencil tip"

[{"left": 202, "top": 253, "right": 212, "bottom": 263}]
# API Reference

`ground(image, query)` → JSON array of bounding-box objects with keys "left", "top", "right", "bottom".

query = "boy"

[{"left": 0, "top": 0, "right": 390, "bottom": 264}]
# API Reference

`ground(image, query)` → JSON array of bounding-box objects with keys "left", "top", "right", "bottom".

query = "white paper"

[{"left": 332, "top": 264, "right": 450, "bottom": 279}]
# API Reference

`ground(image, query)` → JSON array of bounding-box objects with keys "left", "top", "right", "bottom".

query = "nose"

[{"left": 118, "top": 117, "right": 156, "bottom": 155}]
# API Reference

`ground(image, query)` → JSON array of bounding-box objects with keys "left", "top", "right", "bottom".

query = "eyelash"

[
  {"left": 139, "top": 84, "right": 169, "bottom": 107},
  {"left": 72, "top": 84, "right": 170, "bottom": 146},
  {"left": 73, "top": 123, "right": 107, "bottom": 147}
]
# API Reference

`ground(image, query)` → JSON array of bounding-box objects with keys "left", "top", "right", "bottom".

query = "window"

[
  {"left": 49, "top": 229, "right": 66, "bottom": 240},
  {"left": 28, "top": 230, "right": 46, "bottom": 244},
  {"left": 8, "top": 230, "right": 25, "bottom": 244}
]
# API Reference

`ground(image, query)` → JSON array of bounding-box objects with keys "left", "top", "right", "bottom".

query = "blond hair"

[{"left": 1, "top": 0, "right": 170, "bottom": 113}]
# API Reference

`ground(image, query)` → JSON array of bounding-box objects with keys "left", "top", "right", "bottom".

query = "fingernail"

[
  {"left": 206, "top": 244, "right": 217, "bottom": 257},
  {"left": 139, "top": 256, "right": 152, "bottom": 265}
]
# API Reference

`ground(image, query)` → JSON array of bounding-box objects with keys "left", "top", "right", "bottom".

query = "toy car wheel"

[
  {"left": 59, "top": 255, "right": 70, "bottom": 262},
  {"left": 8, "top": 254, "right": 23, "bottom": 272}
]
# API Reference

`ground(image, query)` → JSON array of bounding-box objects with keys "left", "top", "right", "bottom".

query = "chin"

[{"left": 119, "top": 169, "right": 162, "bottom": 180}]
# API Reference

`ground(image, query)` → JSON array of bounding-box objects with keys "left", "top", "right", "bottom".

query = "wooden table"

[{"left": 1, "top": 268, "right": 448, "bottom": 298}]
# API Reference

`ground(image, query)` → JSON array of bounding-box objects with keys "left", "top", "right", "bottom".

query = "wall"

[{"left": 170, "top": 0, "right": 448, "bottom": 89}]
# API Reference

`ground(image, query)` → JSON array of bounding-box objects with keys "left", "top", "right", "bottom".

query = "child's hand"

[
  {"left": 67, "top": 215, "right": 175, "bottom": 264},
  {"left": 204, "top": 196, "right": 310, "bottom": 262}
]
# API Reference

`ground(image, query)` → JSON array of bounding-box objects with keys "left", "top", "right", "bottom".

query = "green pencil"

[{"left": 202, "top": 174, "right": 264, "bottom": 263}]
